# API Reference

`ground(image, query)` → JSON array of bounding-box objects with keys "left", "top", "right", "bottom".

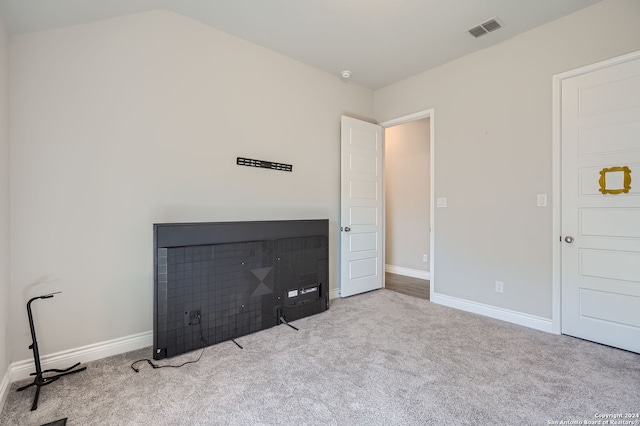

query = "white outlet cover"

[{"left": 436, "top": 198, "right": 447, "bottom": 208}]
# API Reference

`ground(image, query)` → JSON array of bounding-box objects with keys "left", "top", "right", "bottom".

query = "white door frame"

[
  {"left": 379, "top": 108, "right": 435, "bottom": 296},
  {"left": 551, "top": 49, "right": 640, "bottom": 335}
]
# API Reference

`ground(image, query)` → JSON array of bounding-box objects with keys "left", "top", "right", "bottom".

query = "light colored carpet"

[{"left": 1, "top": 289, "right": 639, "bottom": 425}]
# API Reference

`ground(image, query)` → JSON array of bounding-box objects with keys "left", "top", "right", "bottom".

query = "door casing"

[{"left": 379, "top": 109, "right": 435, "bottom": 298}]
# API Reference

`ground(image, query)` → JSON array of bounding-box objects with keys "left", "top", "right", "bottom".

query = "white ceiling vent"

[{"left": 468, "top": 18, "right": 502, "bottom": 38}]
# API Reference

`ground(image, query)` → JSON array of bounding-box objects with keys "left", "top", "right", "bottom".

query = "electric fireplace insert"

[{"left": 153, "top": 220, "right": 329, "bottom": 360}]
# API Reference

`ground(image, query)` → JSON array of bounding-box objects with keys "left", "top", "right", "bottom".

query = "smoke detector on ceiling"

[
  {"left": 341, "top": 70, "right": 352, "bottom": 79},
  {"left": 468, "top": 18, "right": 502, "bottom": 38}
]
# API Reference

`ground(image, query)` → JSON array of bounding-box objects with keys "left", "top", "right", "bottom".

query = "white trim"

[
  {"left": 379, "top": 110, "right": 431, "bottom": 128},
  {"left": 0, "top": 367, "right": 10, "bottom": 412},
  {"left": 431, "top": 292, "right": 553, "bottom": 333},
  {"left": 9, "top": 331, "right": 152, "bottom": 382},
  {"left": 385, "top": 264, "right": 430, "bottom": 280},
  {"left": 429, "top": 110, "right": 435, "bottom": 297},
  {"left": 552, "top": 68, "right": 562, "bottom": 335},
  {"left": 379, "top": 108, "right": 436, "bottom": 301},
  {"left": 551, "top": 49, "right": 640, "bottom": 336},
  {"left": 382, "top": 120, "right": 387, "bottom": 299},
  {"left": 329, "top": 288, "right": 340, "bottom": 300}
]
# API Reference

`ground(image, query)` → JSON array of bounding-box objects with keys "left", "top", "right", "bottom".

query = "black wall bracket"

[{"left": 237, "top": 157, "right": 292, "bottom": 172}]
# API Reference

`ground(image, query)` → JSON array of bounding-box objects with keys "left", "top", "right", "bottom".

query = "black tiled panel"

[
  {"left": 163, "top": 241, "right": 276, "bottom": 358},
  {"left": 154, "top": 222, "right": 329, "bottom": 360},
  {"left": 276, "top": 236, "right": 328, "bottom": 307}
]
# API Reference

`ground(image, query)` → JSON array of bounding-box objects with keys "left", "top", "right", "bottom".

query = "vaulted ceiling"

[{"left": 0, "top": 0, "right": 601, "bottom": 89}]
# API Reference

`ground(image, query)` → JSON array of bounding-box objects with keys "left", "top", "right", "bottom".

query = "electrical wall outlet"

[
  {"left": 495, "top": 281, "right": 504, "bottom": 293},
  {"left": 423, "top": 254, "right": 428, "bottom": 263},
  {"left": 185, "top": 309, "right": 201, "bottom": 326}
]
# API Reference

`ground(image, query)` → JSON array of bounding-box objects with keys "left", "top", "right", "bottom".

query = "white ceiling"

[{"left": 0, "top": 0, "right": 601, "bottom": 89}]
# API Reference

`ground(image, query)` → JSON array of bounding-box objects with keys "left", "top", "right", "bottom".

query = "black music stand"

[{"left": 16, "top": 292, "right": 86, "bottom": 411}]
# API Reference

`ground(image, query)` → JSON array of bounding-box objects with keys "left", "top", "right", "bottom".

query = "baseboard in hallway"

[{"left": 385, "top": 264, "right": 430, "bottom": 280}]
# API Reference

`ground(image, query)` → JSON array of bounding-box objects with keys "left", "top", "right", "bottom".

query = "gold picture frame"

[{"left": 599, "top": 166, "right": 632, "bottom": 194}]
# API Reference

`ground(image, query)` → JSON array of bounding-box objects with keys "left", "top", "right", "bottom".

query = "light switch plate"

[
  {"left": 537, "top": 194, "right": 547, "bottom": 207},
  {"left": 436, "top": 198, "right": 447, "bottom": 208}
]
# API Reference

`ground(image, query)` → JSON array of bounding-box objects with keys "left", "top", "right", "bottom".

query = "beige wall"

[
  {"left": 6, "top": 0, "right": 640, "bottom": 366},
  {"left": 0, "top": 11, "right": 10, "bottom": 387},
  {"left": 374, "top": 0, "right": 640, "bottom": 318},
  {"left": 9, "top": 10, "right": 373, "bottom": 361},
  {"left": 385, "top": 118, "right": 430, "bottom": 272}
]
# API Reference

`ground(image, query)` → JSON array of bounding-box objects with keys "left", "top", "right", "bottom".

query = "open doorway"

[{"left": 382, "top": 113, "right": 432, "bottom": 300}]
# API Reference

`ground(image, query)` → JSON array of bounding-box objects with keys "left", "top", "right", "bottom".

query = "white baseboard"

[
  {"left": 0, "top": 367, "right": 10, "bottom": 413},
  {"left": 329, "top": 288, "right": 340, "bottom": 300},
  {"left": 385, "top": 264, "right": 430, "bottom": 280},
  {"left": 10, "top": 331, "right": 153, "bottom": 383},
  {"left": 431, "top": 293, "right": 553, "bottom": 333}
]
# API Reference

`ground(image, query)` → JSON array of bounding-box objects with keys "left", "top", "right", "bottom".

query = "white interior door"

[
  {"left": 561, "top": 56, "right": 640, "bottom": 353},
  {"left": 340, "top": 116, "right": 383, "bottom": 297}
]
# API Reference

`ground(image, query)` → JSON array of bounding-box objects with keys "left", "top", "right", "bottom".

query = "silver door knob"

[
  {"left": 564, "top": 236, "right": 574, "bottom": 243},
  {"left": 344, "top": 227, "right": 351, "bottom": 232}
]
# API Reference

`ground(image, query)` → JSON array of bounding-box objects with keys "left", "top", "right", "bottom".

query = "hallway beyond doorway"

[{"left": 385, "top": 272, "right": 429, "bottom": 300}]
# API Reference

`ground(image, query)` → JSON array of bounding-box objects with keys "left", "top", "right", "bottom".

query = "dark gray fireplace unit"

[{"left": 153, "top": 219, "right": 329, "bottom": 360}]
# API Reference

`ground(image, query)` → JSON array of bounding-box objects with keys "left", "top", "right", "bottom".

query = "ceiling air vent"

[{"left": 468, "top": 18, "right": 502, "bottom": 38}]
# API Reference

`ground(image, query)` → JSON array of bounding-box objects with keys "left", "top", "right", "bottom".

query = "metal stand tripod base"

[{"left": 16, "top": 363, "right": 87, "bottom": 411}]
